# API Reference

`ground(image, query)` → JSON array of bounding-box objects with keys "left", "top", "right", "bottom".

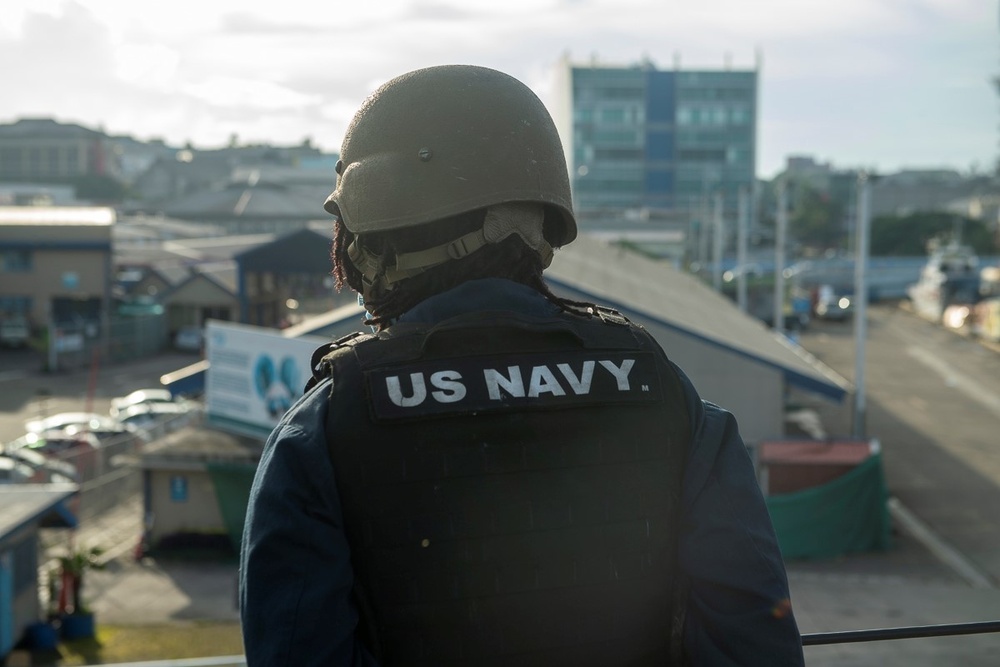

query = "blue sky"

[{"left": 0, "top": 0, "right": 995, "bottom": 178}]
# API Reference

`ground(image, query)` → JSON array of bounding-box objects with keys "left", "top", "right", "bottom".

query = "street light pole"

[
  {"left": 774, "top": 180, "right": 787, "bottom": 332},
  {"left": 737, "top": 185, "right": 749, "bottom": 312},
  {"left": 852, "top": 172, "right": 871, "bottom": 439},
  {"left": 713, "top": 191, "right": 724, "bottom": 291}
]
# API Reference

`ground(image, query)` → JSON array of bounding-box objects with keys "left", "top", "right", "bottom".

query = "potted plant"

[{"left": 56, "top": 543, "right": 105, "bottom": 640}]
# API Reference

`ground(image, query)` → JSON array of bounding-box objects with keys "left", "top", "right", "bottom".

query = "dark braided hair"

[{"left": 330, "top": 207, "right": 589, "bottom": 330}]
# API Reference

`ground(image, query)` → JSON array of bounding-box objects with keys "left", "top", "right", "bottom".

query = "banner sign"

[{"left": 205, "top": 320, "right": 326, "bottom": 437}]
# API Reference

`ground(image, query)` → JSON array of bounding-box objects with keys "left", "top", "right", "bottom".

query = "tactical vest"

[{"left": 312, "top": 307, "right": 691, "bottom": 666}]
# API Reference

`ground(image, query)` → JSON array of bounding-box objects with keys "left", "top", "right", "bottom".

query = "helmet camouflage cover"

[{"left": 325, "top": 65, "right": 577, "bottom": 253}]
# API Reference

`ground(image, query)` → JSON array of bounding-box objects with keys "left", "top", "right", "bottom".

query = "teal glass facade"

[{"left": 569, "top": 65, "right": 756, "bottom": 218}]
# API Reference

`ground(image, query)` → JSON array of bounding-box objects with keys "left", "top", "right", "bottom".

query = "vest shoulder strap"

[{"left": 303, "top": 330, "right": 376, "bottom": 393}]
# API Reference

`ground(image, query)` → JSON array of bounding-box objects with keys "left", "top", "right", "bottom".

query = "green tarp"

[
  {"left": 206, "top": 453, "right": 890, "bottom": 561},
  {"left": 766, "top": 452, "right": 891, "bottom": 560},
  {"left": 207, "top": 462, "right": 258, "bottom": 551}
]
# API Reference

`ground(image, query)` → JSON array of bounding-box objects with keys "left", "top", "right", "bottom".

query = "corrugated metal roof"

[
  {"left": 164, "top": 182, "right": 329, "bottom": 220},
  {"left": 235, "top": 228, "right": 332, "bottom": 273},
  {"left": 199, "top": 262, "right": 238, "bottom": 294},
  {"left": 547, "top": 235, "right": 850, "bottom": 400},
  {"left": 0, "top": 484, "right": 78, "bottom": 538},
  {"left": 140, "top": 425, "right": 260, "bottom": 469},
  {"left": 165, "top": 262, "right": 238, "bottom": 297},
  {"left": 163, "top": 234, "right": 275, "bottom": 262},
  {"left": 154, "top": 264, "right": 195, "bottom": 286},
  {"left": 281, "top": 302, "right": 366, "bottom": 340}
]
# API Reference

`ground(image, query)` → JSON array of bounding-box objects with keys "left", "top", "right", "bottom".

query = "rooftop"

[
  {"left": 0, "top": 206, "right": 116, "bottom": 226},
  {"left": 0, "top": 484, "right": 78, "bottom": 539}
]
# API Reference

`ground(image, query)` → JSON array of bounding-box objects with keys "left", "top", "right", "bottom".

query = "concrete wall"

[
  {"left": 148, "top": 468, "right": 225, "bottom": 546},
  {"left": 4, "top": 249, "right": 109, "bottom": 325}
]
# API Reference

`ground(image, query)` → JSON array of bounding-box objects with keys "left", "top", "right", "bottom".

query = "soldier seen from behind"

[{"left": 239, "top": 64, "right": 804, "bottom": 666}]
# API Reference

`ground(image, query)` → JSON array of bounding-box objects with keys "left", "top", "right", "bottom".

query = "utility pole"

[
  {"left": 737, "top": 185, "right": 749, "bottom": 312},
  {"left": 698, "top": 194, "right": 710, "bottom": 267},
  {"left": 852, "top": 172, "right": 872, "bottom": 439},
  {"left": 773, "top": 180, "right": 787, "bottom": 332},
  {"left": 713, "top": 191, "right": 724, "bottom": 291}
]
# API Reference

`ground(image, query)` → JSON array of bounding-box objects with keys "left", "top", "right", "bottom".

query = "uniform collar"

[{"left": 396, "top": 278, "right": 560, "bottom": 325}]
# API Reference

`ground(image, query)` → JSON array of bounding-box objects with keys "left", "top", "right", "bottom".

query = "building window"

[
  {"left": 0, "top": 249, "right": 33, "bottom": 272},
  {"left": 49, "top": 146, "right": 61, "bottom": 174},
  {"left": 592, "top": 129, "right": 640, "bottom": 145},
  {"left": 679, "top": 148, "right": 727, "bottom": 162},
  {"left": 594, "top": 148, "right": 643, "bottom": 161},
  {"left": 27, "top": 148, "right": 41, "bottom": 175},
  {"left": 599, "top": 108, "right": 626, "bottom": 123},
  {"left": 730, "top": 106, "right": 749, "bottom": 125},
  {"left": 0, "top": 296, "right": 33, "bottom": 315}
]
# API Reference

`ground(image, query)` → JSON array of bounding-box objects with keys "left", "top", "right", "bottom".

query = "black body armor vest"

[{"left": 313, "top": 307, "right": 691, "bottom": 666}]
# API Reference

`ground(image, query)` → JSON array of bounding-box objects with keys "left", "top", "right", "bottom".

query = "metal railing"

[
  {"left": 78, "top": 658, "right": 245, "bottom": 667},
  {"left": 803, "top": 620, "right": 1000, "bottom": 646}
]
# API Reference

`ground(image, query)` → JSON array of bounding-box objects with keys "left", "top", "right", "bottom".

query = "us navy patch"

[{"left": 365, "top": 350, "right": 661, "bottom": 420}]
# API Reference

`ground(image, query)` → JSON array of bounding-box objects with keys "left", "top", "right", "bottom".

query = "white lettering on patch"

[
  {"left": 380, "top": 357, "right": 643, "bottom": 411},
  {"left": 430, "top": 370, "right": 466, "bottom": 403},
  {"left": 386, "top": 372, "right": 427, "bottom": 407},
  {"left": 557, "top": 360, "right": 595, "bottom": 395},
  {"left": 484, "top": 366, "right": 525, "bottom": 400},
  {"left": 528, "top": 365, "right": 566, "bottom": 397},
  {"left": 598, "top": 359, "right": 635, "bottom": 391}
]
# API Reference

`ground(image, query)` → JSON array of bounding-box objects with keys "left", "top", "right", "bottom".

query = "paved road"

[
  {"left": 786, "top": 303, "right": 1000, "bottom": 665},
  {"left": 796, "top": 303, "right": 1000, "bottom": 582}
]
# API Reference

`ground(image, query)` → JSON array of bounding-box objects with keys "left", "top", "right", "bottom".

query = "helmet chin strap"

[{"left": 348, "top": 203, "right": 551, "bottom": 303}]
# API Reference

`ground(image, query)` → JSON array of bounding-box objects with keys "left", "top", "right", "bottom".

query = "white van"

[{"left": 0, "top": 316, "right": 29, "bottom": 348}]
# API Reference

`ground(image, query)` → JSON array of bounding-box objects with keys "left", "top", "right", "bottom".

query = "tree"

[
  {"left": 72, "top": 173, "right": 129, "bottom": 203},
  {"left": 869, "top": 212, "right": 997, "bottom": 256},
  {"left": 57, "top": 543, "right": 105, "bottom": 615},
  {"left": 789, "top": 187, "right": 846, "bottom": 253}
]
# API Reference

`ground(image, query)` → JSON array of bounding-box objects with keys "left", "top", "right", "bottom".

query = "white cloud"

[
  {"left": 180, "top": 77, "right": 321, "bottom": 110},
  {"left": 114, "top": 43, "right": 181, "bottom": 89}
]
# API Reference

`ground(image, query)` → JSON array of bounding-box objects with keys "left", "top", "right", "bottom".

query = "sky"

[{"left": 0, "top": 0, "right": 996, "bottom": 178}]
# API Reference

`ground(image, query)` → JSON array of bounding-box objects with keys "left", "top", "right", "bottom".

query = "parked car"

[
  {"left": 115, "top": 401, "right": 196, "bottom": 431},
  {"left": 0, "top": 456, "right": 36, "bottom": 484},
  {"left": 814, "top": 285, "right": 855, "bottom": 322},
  {"left": 0, "top": 443, "right": 79, "bottom": 482},
  {"left": 8, "top": 430, "right": 101, "bottom": 456},
  {"left": 110, "top": 388, "right": 176, "bottom": 418},
  {"left": 24, "top": 412, "right": 134, "bottom": 439},
  {"left": 6, "top": 430, "right": 101, "bottom": 479},
  {"left": 0, "top": 316, "right": 30, "bottom": 348},
  {"left": 173, "top": 326, "right": 204, "bottom": 353}
]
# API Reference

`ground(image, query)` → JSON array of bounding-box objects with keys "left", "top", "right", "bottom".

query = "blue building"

[
  {"left": 0, "top": 485, "right": 78, "bottom": 658},
  {"left": 554, "top": 56, "right": 758, "bottom": 248}
]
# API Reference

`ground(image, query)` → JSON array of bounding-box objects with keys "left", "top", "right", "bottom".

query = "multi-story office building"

[
  {"left": 553, "top": 56, "right": 758, "bottom": 250},
  {"left": 0, "top": 118, "right": 121, "bottom": 183}
]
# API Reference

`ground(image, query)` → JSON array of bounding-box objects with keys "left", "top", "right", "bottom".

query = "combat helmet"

[{"left": 325, "top": 65, "right": 577, "bottom": 297}]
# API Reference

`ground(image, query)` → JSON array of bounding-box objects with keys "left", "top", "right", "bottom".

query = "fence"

[
  {"left": 48, "top": 313, "right": 169, "bottom": 372},
  {"left": 46, "top": 411, "right": 200, "bottom": 520}
]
